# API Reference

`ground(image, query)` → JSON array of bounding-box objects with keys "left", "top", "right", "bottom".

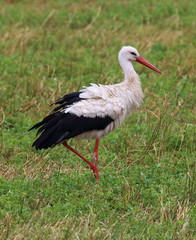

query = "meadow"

[{"left": 0, "top": 0, "right": 195, "bottom": 239}]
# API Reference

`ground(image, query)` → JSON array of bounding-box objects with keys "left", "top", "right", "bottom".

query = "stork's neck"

[{"left": 119, "top": 58, "right": 139, "bottom": 83}]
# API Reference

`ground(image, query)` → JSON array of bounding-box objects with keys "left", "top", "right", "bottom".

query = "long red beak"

[{"left": 136, "top": 56, "right": 162, "bottom": 74}]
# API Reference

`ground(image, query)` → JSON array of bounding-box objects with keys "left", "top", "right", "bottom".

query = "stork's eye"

[{"left": 130, "top": 52, "right": 136, "bottom": 56}]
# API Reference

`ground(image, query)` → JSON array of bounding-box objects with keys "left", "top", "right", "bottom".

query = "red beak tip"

[{"left": 136, "top": 56, "right": 162, "bottom": 74}]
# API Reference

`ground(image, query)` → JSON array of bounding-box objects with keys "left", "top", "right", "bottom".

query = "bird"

[{"left": 29, "top": 46, "right": 162, "bottom": 180}]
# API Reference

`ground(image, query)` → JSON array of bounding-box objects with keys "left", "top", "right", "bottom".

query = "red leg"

[
  {"left": 94, "top": 139, "right": 99, "bottom": 167},
  {"left": 63, "top": 142, "right": 99, "bottom": 180}
]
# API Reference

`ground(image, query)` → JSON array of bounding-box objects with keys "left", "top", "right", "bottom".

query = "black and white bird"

[{"left": 29, "top": 46, "right": 161, "bottom": 179}]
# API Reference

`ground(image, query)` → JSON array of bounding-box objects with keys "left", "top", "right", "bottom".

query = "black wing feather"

[
  {"left": 29, "top": 91, "right": 114, "bottom": 150},
  {"left": 53, "top": 91, "right": 82, "bottom": 105},
  {"left": 52, "top": 97, "right": 82, "bottom": 112},
  {"left": 30, "top": 112, "right": 113, "bottom": 150}
]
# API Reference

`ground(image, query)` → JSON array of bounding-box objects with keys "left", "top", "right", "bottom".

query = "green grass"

[{"left": 0, "top": 0, "right": 195, "bottom": 239}]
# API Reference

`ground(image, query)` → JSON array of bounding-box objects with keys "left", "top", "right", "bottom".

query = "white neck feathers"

[{"left": 118, "top": 55, "right": 139, "bottom": 83}]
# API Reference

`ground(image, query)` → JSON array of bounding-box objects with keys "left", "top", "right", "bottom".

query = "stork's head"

[{"left": 118, "top": 46, "right": 162, "bottom": 74}]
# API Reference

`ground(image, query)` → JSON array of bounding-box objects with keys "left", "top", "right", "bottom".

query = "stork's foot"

[
  {"left": 90, "top": 164, "right": 99, "bottom": 180},
  {"left": 63, "top": 142, "right": 99, "bottom": 180}
]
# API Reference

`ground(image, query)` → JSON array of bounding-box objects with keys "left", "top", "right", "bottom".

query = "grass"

[{"left": 0, "top": 0, "right": 195, "bottom": 239}]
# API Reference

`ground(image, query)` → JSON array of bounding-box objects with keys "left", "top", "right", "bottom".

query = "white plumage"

[
  {"left": 65, "top": 79, "right": 143, "bottom": 139},
  {"left": 30, "top": 46, "right": 161, "bottom": 179}
]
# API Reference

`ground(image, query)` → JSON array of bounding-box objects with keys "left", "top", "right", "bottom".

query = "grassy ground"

[{"left": 0, "top": 0, "right": 195, "bottom": 239}]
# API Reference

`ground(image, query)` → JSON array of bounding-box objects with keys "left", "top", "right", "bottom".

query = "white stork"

[{"left": 29, "top": 46, "right": 161, "bottom": 179}]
